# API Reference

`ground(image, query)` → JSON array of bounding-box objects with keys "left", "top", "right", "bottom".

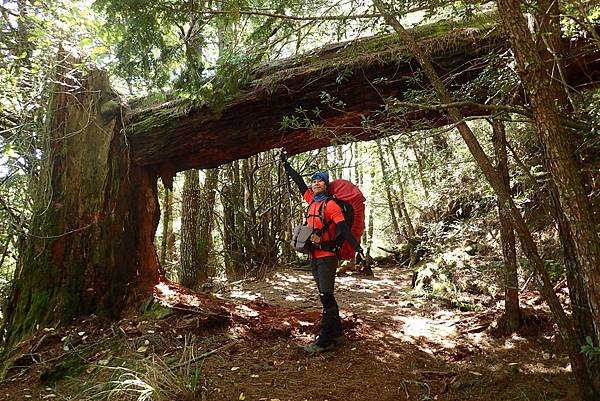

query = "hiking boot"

[
  {"left": 303, "top": 333, "right": 346, "bottom": 354},
  {"left": 359, "top": 266, "right": 374, "bottom": 277},
  {"left": 333, "top": 335, "right": 346, "bottom": 346},
  {"left": 303, "top": 341, "right": 336, "bottom": 354}
]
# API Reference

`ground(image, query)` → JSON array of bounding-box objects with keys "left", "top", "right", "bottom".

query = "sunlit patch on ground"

[
  {"left": 234, "top": 304, "right": 260, "bottom": 318},
  {"left": 228, "top": 288, "right": 261, "bottom": 301}
]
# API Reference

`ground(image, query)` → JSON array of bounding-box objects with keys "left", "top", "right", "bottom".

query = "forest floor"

[{"left": 0, "top": 264, "right": 578, "bottom": 401}]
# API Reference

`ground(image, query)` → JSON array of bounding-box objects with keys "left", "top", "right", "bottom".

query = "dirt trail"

[
  {"left": 203, "top": 266, "right": 576, "bottom": 401},
  {"left": 0, "top": 266, "right": 577, "bottom": 401}
]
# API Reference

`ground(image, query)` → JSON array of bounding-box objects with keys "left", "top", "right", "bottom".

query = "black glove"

[{"left": 277, "top": 148, "right": 288, "bottom": 164}]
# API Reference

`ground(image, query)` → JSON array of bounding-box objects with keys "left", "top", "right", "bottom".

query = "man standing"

[{"left": 282, "top": 156, "right": 364, "bottom": 354}]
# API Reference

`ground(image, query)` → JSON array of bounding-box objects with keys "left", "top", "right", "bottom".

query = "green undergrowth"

[
  {"left": 58, "top": 334, "right": 212, "bottom": 401},
  {"left": 409, "top": 191, "right": 568, "bottom": 312},
  {"left": 139, "top": 298, "right": 176, "bottom": 321}
]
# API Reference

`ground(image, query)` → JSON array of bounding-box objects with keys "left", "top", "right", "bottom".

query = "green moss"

[
  {"left": 13, "top": 286, "right": 52, "bottom": 343},
  {"left": 126, "top": 13, "right": 501, "bottom": 137},
  {"left": 126, "top": 98, "right": 196, "bottom": 135},
  {"left": 140, "top": 297, "right": 175, "bottom": 320},
  {"left": 40, "top": 353, "right": 87, "bottom": 384},
  {"left": 257, "top": 11, "right": 499, "bottom": 77},
  {"left": 94, "top": 302, "right": 116, "bottom": 320},
  {"left": 449, "top": 298, "right": 482, "bottom": 312}
]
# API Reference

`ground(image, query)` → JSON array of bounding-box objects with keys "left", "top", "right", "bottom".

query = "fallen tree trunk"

[{"left": 126, "top": 19, "right": 600, "bottom": 183}]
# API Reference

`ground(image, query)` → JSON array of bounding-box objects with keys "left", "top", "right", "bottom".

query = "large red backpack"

[{"left": 320, "top": 179, "right": 366, "bottom": 260}]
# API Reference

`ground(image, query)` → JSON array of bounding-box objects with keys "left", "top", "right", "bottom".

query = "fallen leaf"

[
  {"left": 239, "top": 392, "right": 246, "bottom": 400},
  {"left": 231, "top": 366, "right": 240, "bottom": 371}
]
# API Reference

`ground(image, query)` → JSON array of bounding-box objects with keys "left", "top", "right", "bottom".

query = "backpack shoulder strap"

[{"left": 319, "top": 197, "right": 335, "bottom": 230}]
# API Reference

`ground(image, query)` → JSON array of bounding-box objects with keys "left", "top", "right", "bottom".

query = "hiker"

[{"left": 281, "top": 154, "right": 365, "bottom": 354}]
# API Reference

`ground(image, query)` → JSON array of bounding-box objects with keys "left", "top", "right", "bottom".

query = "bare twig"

[
  {"left": 196, "top": 6, "right": 427, "bottom": 22},
  {"left": 170, "top": 340, "right": 237, "bottom": 370}
]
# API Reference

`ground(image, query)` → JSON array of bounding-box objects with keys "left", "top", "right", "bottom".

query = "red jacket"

[{"left": 303, "top": 189, "right": 345, "bottom": 259}]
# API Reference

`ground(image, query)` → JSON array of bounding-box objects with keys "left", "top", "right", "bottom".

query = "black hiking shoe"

[
  {"left": 303, "top": 334, "right": 346, "bottom": 354},
  {"left": 333, "top": 335, "right": 346, "bottom": 346},
  {"left": 359, "top": 266, "right": 374, "bottom": 277},
  {"left": 303, "top": 341, "right": 336, "bottom": 354}
]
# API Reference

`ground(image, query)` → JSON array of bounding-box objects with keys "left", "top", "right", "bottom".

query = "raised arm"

[{"left": 283, "top": 160, "right": 308, "bottom": 195}]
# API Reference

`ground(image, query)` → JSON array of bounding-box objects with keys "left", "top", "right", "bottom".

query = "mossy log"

[{"left": 126, "top": 21, "right": 600, "bottom": 182}]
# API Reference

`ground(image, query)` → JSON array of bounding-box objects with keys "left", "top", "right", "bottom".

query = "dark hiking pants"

[{"left": 310, "top": 257, "right": 343, "bottom": 346}]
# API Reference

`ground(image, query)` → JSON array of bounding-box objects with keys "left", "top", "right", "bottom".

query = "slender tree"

[
  {"left": 386, "top": 138, "right": 415, "bottom": 238},
  {"left": 373, "top": 1, "right": 597, "bottom": 397},
  {"left": 490, "top": 118, "right": 521, "bottom": 332},
  {"left": 160, "top": 187, "right": 173, "bottom": 266},
  {"left": 196, "top": 169, "right": 219, "bottom": 280},
  {"left": 410, "top": 141, "right": 430, "bottom": 199},
  {"left": 376, "top": 139, "right": 402, "bottom": 242},
  {"left": 180, "top": 170, "right": 201, "bottom": 288}
]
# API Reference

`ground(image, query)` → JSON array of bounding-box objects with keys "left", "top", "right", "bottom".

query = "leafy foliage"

[
  {"left": 0, "top": 0, "right": 100, "bottom": 312},
  {"left": 581, "top": 336, "right": 600, "bottom": 365}
]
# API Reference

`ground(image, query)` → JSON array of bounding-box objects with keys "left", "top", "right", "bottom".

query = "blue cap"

[{"left": 311, "top": 171, "right": 329, "bottom": 185}]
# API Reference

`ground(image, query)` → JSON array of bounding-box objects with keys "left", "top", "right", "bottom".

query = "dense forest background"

[{"left": 1, "top": 0, "right": 600, "bottom": 400}]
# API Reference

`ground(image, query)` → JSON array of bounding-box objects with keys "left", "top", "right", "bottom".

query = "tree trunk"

[
  {"left": 497, "top": 0, "right": 600, "bottom": 341},
  {"left": 376, "top": 139, "right": 402, "bottom": 242},
  {"left": 160, "top": 187, "right": 173, "bottom": 266},
  {"left": 242, "top": 157, "right": 259, "bottom": 275},
  {"left": 2, "top": 61, "right": 161, "bottom": 347},
  {"left": 373, "top": 1, "right": 597, "bottom": 397},
  {"left": 510, "top": 142, "right": 598, "bottom": 372},
  {"left": 491, "top": 119, "right": 521, "bottom": 332},
  {"left": 354, "top": 143, "right": 362, "bottom": 186},
  {"left": 180, "top": 169, "right": 201, "bottom": 288},
  {"left": 196, "top": 168, "right": 219, "bottom": 280},
  {"left": 223, "top": 161, "right": 246, "bottom": 280},
  {"left": 410, "top": 142, "right": 430, "bottom": 198},
  {"left": 221, "top": 168, "right": 236, "bottom": 277},
  {"left": 365, "top": 167, "right": 376, "bottom": 255},
  {"left": 387, "top": 138, "right": 416, "bottom": 238}
]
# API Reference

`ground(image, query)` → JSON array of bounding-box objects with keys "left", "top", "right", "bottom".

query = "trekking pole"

[
  {"left": 283, "top": 151, "right": 295, "bottom": 222},
  {"left": 274, "top": 148, "right": 295, "bottom": 222}
]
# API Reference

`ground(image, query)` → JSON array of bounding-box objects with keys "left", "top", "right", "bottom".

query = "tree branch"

[
  {"left": 197, "top": 6, "right": 427, "bottom": 22},
  {"left": 387, "top": 99, "right": 589, "bottom": 130}
]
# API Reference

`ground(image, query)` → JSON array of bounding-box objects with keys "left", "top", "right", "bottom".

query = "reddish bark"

[
  {"left": 3, "top": 64, "right": 162, "bottom": 347},
  {"left": 127, "top": 27, "right": 600, "bottom": 177}
]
